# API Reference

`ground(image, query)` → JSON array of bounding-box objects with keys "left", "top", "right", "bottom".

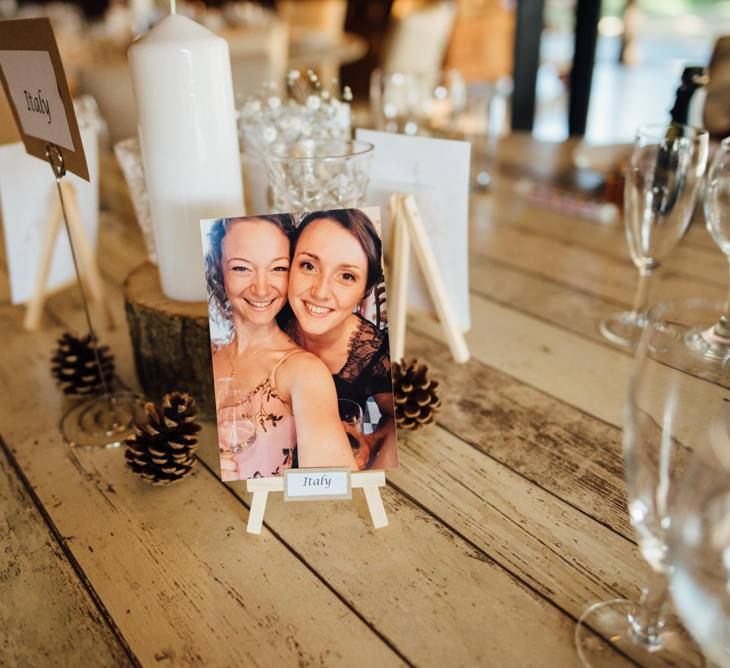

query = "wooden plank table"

[{"left": 1, "top": 136, "right": 723, "bottom": 667}]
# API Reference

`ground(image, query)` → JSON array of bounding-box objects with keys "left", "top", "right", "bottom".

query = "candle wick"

[{"left": 170, "top": 0, "right": 176, "bottom": 14}]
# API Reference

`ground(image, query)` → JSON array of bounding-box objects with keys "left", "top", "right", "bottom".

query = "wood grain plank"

[
  {"left": 479, "top": 183, "right": 724, "bottom": 277},
  {"left": 469, "top": 256, "right": 725, "bottom": 351},
  {"left": 469, "top": 220, "right": 726, "bottom": 309},
  {"left": 410, "top": 294, "right": 631, "bottom": 431},
  {"left": 0, "top": 305, "right": 406, "bottom": 668},
  {"left": 389, "top": 424, "right": 644, "bottom": 620},
  {"left": 0, "top": 440, "right": 132, "bottom": 667},
  {"left": 404, "top": 327, "right": 633, "bottom": 540}
]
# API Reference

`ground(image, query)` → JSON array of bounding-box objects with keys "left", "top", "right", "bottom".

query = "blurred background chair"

[
  {"left": 444, "top": 0, "right": 514, "bottom": 83},
  {"left": 381, "top": 0, "right": 455, "bottom": 76},
  {"left": 277, "top": 0, "right": 347, "bottom": 84}
]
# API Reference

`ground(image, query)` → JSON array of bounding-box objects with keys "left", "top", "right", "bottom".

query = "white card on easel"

[{"left": 355, "top": 129, "right": 471, "bottom": 331}]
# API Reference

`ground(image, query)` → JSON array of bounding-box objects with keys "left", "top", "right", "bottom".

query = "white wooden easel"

[
  {"left": 388, "top": 193, "right": 470, "bottom": 364},
  {"left": 23, "top": 179, "right": 114, "bottom": 331},
  {"left": 246, "top": 470, "right": 387, "bottom": 534}
]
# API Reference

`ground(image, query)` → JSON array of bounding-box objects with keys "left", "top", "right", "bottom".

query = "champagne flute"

[
  {"left": 339, "top": 398, "right": 365, "bottom": 467},
  {"left": 600, "top": 124, "right": 708, "bottom": 348},
  {"left": 669, "top": 434, "right": 730, "bottom": 667},
  {"left": 686, "top": 136, "right": 730, "bottom": 360},
  {"left": 577, "top": 298, "right": 721, "bottom": 667}
]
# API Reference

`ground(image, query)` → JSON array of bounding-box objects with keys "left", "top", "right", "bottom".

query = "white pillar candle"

[{"left": 129, "top": 14, "right": 244, "bottom": 301}]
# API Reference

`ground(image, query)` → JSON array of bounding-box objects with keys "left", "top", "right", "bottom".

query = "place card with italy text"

[
  {"left": 0, "top": 17, "right": 88, "bottom": 180},
  {"left": 284, "top": 468, "right": 352, "bottom": 502}
]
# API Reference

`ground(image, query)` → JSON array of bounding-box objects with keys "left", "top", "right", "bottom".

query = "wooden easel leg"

[
  {"left": 400, "top": 195, "right": 470, "bottom": 364},
  {"left": 389, "top": 194, "right": 410, "bottom": 362},
  {"left": 362, "top": 485, "right": 388, "bottom": 529},
  {"left": 61, "top": 180, "right": 115, "bottom": 330},
  {"left": 24, "top": 192, "right": 63, "bottom": 331},
  {"left": 247, "top": 489, "right": 269, "bottom": 534}
]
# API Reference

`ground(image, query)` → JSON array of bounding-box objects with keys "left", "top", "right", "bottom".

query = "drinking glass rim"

[
  {"left": 635, "top": 122, "right": 708, "bottom": 142},
  {"left": 267, "top": 140, "right": 374, "bottom": 162}
]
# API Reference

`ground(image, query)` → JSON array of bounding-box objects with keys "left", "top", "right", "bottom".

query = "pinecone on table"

[
  {"left": 393, "top": 359, "right": 441, "bottom": 431},
  {"left": 124, "top": 392, "right": 202, "bottom": 485},
  {"left": 51, "top": 332, "right": 115, "bottom": 396}
]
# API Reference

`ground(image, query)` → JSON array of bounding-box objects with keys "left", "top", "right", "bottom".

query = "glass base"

[
  {"left": 575, "top": 599, "right": 705, "bottom": 668},
  {"left": 599, "top": 311, "right": 645, "bottom": 348},
  {"left": 60, "top": 391, "right": 146, "bottom": 448},
  {"left": 685, "top": 318, "right": 730, "bottom": 361}
]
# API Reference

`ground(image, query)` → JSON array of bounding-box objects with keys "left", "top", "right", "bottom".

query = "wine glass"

[
  {"left": 577, "top": 298, "right": 725, "bottom": 667},
  {"left": 686, "top": 136, "right": 730, "bottom": 360},
  {"left": 669, "top": 435, "right": 730, "bottom": 667},
  {"left": 217, "top": 385, "right": 257, "bottom": 457},
  {"left": 339, "top": 398, "right": 365, "bottom": 467},
  {"left": 600, "top": 124, "right": 709, "bottom": 348},
  {"left": 369, "top": 68, "right": 466, "bottom": 136}
]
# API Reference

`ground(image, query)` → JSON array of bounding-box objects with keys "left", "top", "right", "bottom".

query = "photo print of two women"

[{"left": 201, "top": 207, "right": 398, "bottom": 482}]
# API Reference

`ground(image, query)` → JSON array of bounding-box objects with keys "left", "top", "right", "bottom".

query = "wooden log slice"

[{"left": 123, "top": 262, "right": 215, "bottom": 419}]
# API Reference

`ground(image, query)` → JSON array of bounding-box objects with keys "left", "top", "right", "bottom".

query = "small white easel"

[
  {"left": 388, "top": 193, "right": 470, "bottom": 364},
  {"left": 23, "top": 178, "right": 113, "bottom": 332},
  {"left": 246, "top": 470, "right": 387, "bottom": 535}
]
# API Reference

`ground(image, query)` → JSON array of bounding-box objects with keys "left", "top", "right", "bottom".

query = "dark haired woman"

[
  {"left": 285, "top": 209, "right": 397, "bottom": 469},
  {"left": 205, "top": 215, "right": 356, "bottom": 481}
]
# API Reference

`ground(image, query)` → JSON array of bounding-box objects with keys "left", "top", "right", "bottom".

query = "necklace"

[{"left": 227, "top": 341, "right": 239, "bottom": 379}]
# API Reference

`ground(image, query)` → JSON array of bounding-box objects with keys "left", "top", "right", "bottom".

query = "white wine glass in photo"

[
  {"left": 600, "top": 124, "right": 708, "bottom": 348},
  {"left": 339, "top": 398, "right": 366, "bottom": 467},
  {"left": 577, "top": 298, "right": 723, "bottom": 667},
  {"left": 218, "top": 386, "right": 257, "bottom": 457}
]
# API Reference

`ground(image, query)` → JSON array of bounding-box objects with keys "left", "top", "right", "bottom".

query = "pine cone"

[
  {"left": 393, "top": 359, "right": 441, "bottom": 431},
  {"left": 51, "top": 332, "right": 115, "bottom": 396},
  {"left": 124, "top": 392, "right": 202, "bottom": 485}
]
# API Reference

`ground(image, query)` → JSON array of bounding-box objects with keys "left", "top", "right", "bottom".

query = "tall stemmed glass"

[
  {"left": 577, "top": 298, "right": 724, "bottom": 667},
  {"left": 600, "top": 124, "right": 708, "bottom": 348},
  {"left": 669, "top": 433, "right": 730, "bottom": 667},
  {"left": 687, "top": 136, "right": 730, "bottom": 359}
]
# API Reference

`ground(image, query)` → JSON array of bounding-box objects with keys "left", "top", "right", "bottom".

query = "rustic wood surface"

[{"left": 0, "top": 137, "right": 724, "bottom": 667}]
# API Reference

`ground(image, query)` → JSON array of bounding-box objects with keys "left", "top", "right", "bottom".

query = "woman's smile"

[
  {"left": 302, "top": 300, "right": 335, "bottom": 317},
  {"left": 243, "top": 296, "right": 278, "bottom": 310}
]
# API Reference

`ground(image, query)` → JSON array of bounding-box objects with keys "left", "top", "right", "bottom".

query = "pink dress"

[{"left": 215, "top": 349, "right": 302, "bottom": 480}]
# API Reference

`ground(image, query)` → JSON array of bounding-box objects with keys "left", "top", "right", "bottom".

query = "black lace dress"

[
  {"left": 286, "top": 313, "right": 393, "bottom": 410},
  {"left": 332, "top": 314, "right": 393, "bottom": 410}
]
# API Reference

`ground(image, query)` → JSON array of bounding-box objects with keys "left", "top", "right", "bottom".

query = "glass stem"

[
  {"left": 631, "top": 267, "right": 654, "bottom": 316},
  {"left": 712, "top": 260, "right": 730, "bottom": 340},
  {"left": 628, "top": 570, "right": 669, "bottom": 648}
]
